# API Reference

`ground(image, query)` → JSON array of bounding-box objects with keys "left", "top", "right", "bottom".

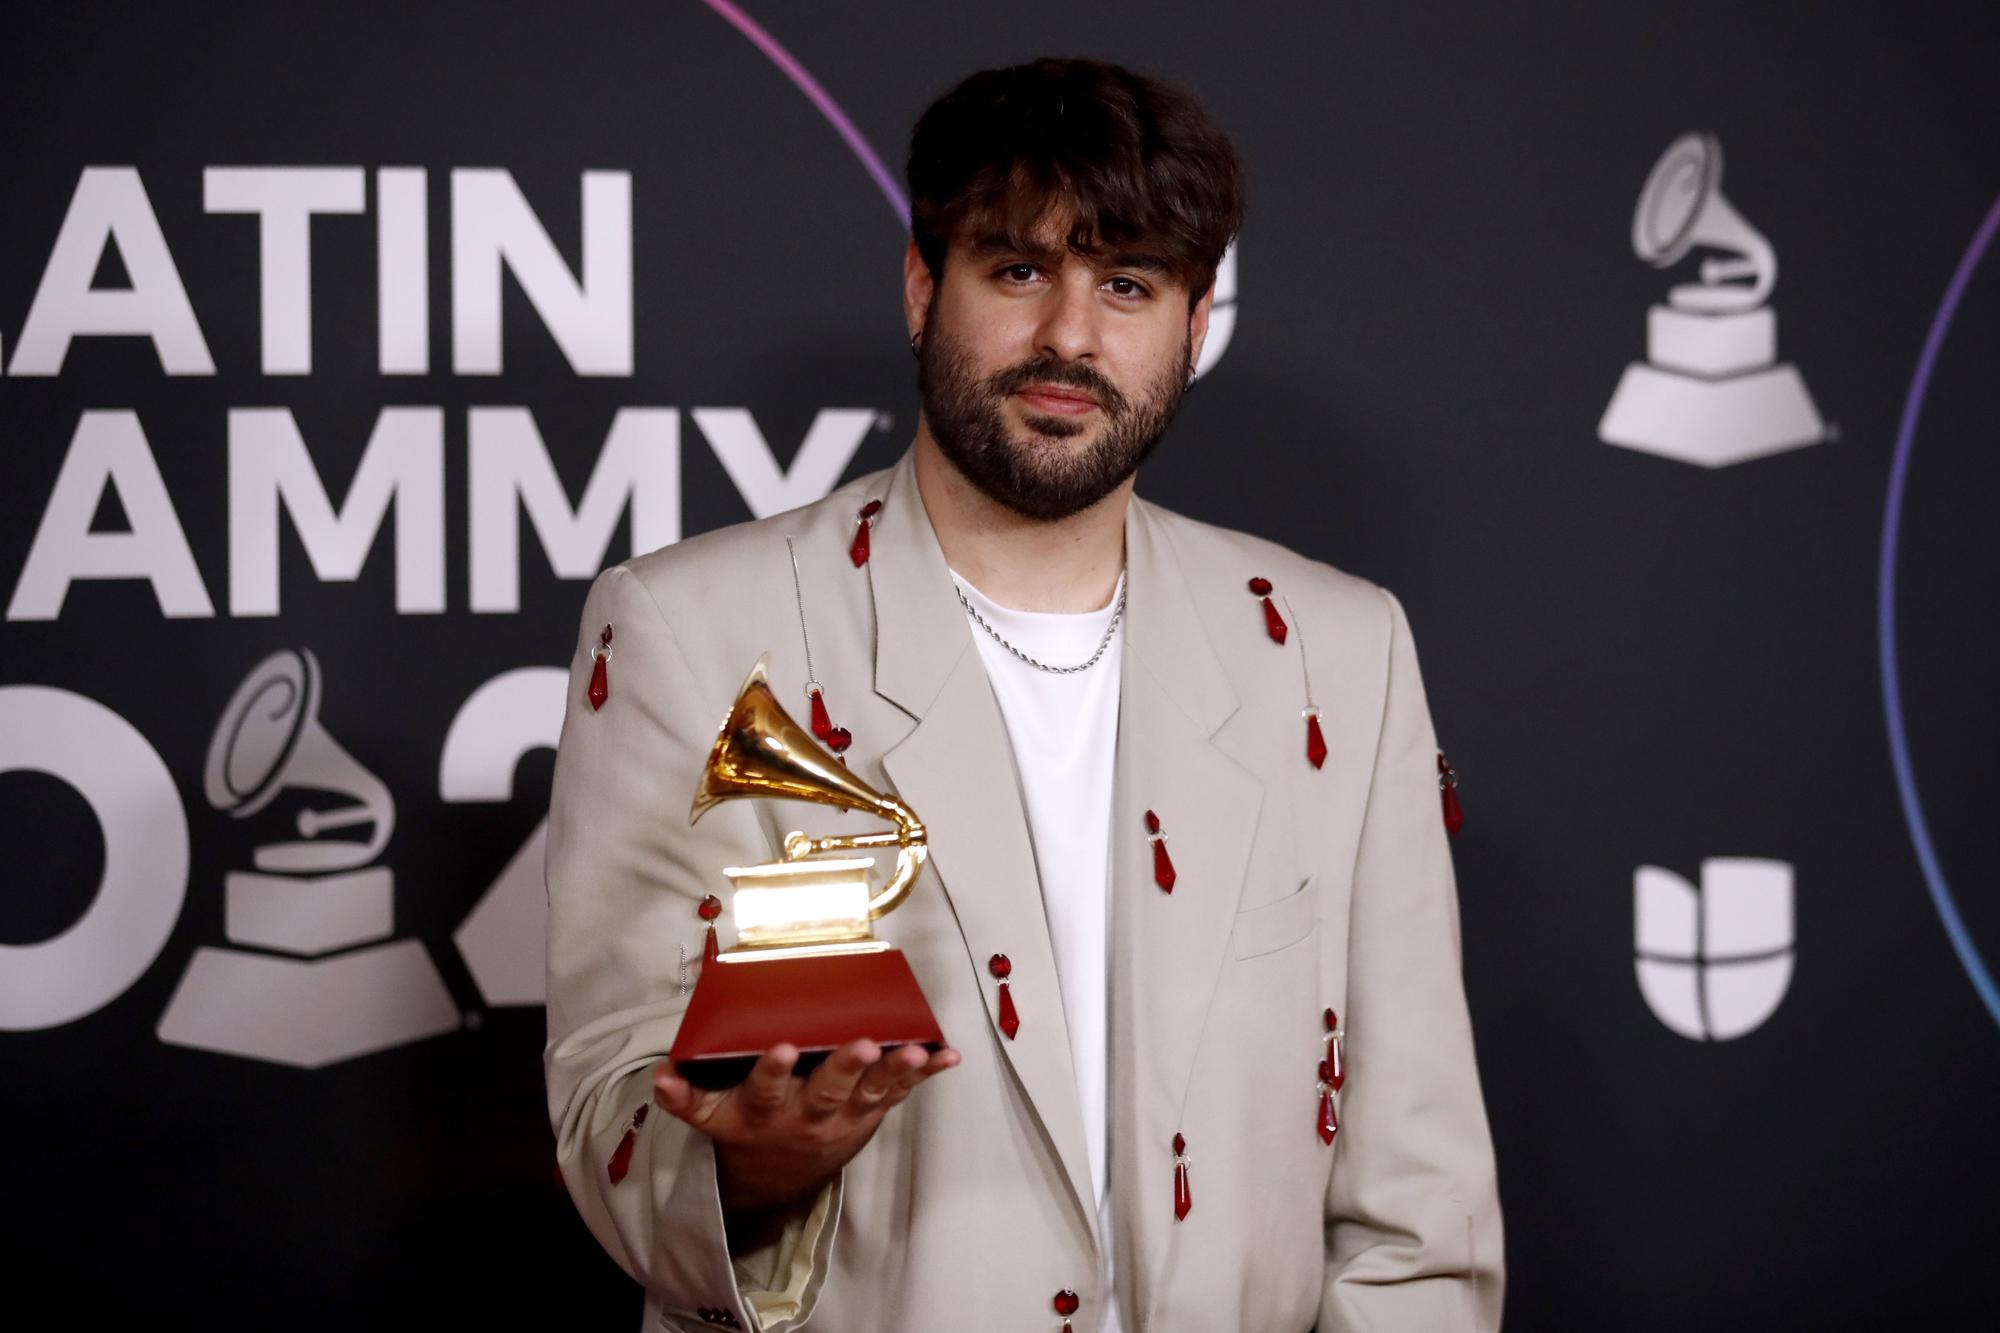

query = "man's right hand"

[{"left": 653, "top": 1039, "right": 959, "bottom": 1214}]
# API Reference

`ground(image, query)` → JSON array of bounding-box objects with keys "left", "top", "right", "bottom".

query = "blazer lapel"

[
  {"left": 1107, "top": 496, "right": 1265, "bottom": 1321},
  {"left": 867, "top": 449, "right": 1103, "bottom": 1252}
]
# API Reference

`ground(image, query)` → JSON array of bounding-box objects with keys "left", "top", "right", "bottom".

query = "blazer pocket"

[{"left": 1229, "top": 876, "right": 1319, "bottom": 960}]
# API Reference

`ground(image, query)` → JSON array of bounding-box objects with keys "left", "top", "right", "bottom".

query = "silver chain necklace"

[{"left": 954, "top": 575, "right": 1127, "bottom": 675}]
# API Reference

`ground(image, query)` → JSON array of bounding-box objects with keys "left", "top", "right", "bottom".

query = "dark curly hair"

[{"left": 907, "top": 57, "right": 1246, "bottom": 310}]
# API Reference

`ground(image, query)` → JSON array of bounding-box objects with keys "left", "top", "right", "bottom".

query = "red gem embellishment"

[
  {"left": 826, "top": 726, "right": 853, "bottom": 768},
  {"left": 607, "top": 1102, "right": 649, "bottom": 1184},
  {"left": 1248, "top": 577, "right": 1288, "bottom": 645},
  {"left": 1438, "top": 752, "right": 1464, "bottom": 836},
  {"left": 586, "top": 624, "right": 613, "bottom": 711},
  {"left": 1143, "top": 809, "right": 1178, "bottom": 893},
  {"left": 699, "top": 894, "right": 722, "bottom": 964},
  {"left": 1280, "top": 591, "right": 1326, "bottom": 771},
  {"left": 849, "top": 498, "right": 882, "bottom": 567},
  {"left": 1053, "top": 1290, "right": 1080, "bottom": 1317},
  {"left": 996, "top": 985, "right": 1020, "bottom": 1040},
  {"left": 1172, "top": 1132, "right": 1192, "bottom": 1221},
  {"left": 1318, "top": 1007, "right": 1345, "bottom": 1143},
  {"left": 989, "top": 953, "right": 1019, "bottom": 1039},
  {"left": 1262, "top": 599, "right": 1289, "bottom": 644},
  {"left": 808, "top": 686, "right": 833, "bottom": 741}
]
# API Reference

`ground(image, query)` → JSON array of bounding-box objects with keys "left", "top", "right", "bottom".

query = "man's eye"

[
  {"left": 1000, "top": 264, "right": 1038, "bottom": 283},
  {"left": 1105, "top": 276, "right": 1150, "bottom": 299}
]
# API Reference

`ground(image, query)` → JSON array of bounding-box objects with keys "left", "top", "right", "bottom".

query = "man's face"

[{"left": 909, "top": 218, "right": 1210, "bottom": 522}]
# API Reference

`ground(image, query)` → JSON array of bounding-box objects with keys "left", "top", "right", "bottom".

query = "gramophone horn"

[
  {"left": 1630, "top": 132, "right": 1776, "bottom": 313},
  {"left": 205, "top": 648, "right": 394, "bottom": 874}
]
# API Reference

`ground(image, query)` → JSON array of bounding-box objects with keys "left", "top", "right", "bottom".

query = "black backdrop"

[{"left": 3, "top": 2, "right": 1997, "bottom": 1327}]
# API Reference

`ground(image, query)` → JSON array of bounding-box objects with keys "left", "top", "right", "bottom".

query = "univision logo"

[
  {"left": 1634, "top": 858, "right": 1794, "bottom": 1040},
  {"left": 1193, "top": 241, "right": 1237, "bottom": 379}
]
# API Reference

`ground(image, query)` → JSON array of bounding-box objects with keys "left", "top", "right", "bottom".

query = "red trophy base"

[{"left": 669, "top": 948, "right": 945, "bottom": 1090}]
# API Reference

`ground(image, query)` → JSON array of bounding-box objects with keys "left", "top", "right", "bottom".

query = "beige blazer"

[{"left": 545, "top": 446, "right": 1504, "bottom": 1332}]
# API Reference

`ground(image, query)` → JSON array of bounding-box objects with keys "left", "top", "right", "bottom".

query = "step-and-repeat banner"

[{"left": 3, "top": 2, "right": 1995, "bottom": 1326}]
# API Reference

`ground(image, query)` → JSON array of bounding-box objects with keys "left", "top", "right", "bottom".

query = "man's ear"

[
  {"left": 903, "top": 237, "right": 935, "bottom": 340},
  {"left": 1186, "top": 280, "right": 1216, "bottom": 373}
]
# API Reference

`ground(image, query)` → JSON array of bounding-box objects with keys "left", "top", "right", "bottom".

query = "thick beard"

[{"left": 916, "top": 308, "right": 1192, "bottom": 522}]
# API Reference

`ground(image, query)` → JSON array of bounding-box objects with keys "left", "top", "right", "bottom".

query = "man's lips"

[{"left": 1013, "top": 384, "right": 1101, "bottom": 415}]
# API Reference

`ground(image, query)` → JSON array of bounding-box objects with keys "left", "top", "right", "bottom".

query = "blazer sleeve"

[
  {"left": 1319, "top": 586, "right": 1505, "bottom": 1331},
  {"left": 543, "top": 563, "right": 840, "bottom": 1333}
]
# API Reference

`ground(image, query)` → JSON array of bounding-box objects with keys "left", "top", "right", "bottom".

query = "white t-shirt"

[{"left": 950, "top": 567, "right": 1125, "bottom": 1333}]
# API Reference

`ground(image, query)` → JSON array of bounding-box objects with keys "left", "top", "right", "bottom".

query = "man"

[{"left": 545, "top": 57, "right": 1503, "bottom": 1332}]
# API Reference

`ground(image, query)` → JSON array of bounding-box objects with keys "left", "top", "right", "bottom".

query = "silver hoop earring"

[{"left": 910, "top": 331, "right": 922, "bottom": 358}]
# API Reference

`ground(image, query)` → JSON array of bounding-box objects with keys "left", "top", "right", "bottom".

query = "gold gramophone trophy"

[{"left": 668, "top": 654, "right": 944, "bottom": 1089}]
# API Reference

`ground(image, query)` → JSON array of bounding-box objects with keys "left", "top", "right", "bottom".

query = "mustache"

[{"left": 988, "top": 358, "right": 1127, "bottom": 414}]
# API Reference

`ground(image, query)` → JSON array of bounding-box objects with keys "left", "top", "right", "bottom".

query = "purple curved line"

[
  {"left": 697, "top": 0, "right": 910, "bottom": 228},
  {"left": 1878, "top": 192, "right": 2000, "bottom": 1028}
]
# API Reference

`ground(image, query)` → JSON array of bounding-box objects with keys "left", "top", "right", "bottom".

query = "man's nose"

[{"left": 1034, "top": 270, "right": 1102, "bottom": 365}]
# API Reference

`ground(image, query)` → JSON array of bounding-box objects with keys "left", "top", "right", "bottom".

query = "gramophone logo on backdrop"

[
  {"left": 1599, "top": 133, "right": 1825, "bottom": 466},
  {"left": 156, "top": 649, "right": 459, "bottom": 1067},
  {"left": 1634, "top": 858, "right": 1795, "bottom": 1040}
]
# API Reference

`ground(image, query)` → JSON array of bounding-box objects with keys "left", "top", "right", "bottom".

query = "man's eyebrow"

[
  {"left": 965, "top": 232, "right": 1064, "bottom": 264},
  {"left": 1102, "top": 251, "right": 1172, "bottom": 275},
  {"left": 967, "top": 233, "right": 1175, "bottom": 278}
]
